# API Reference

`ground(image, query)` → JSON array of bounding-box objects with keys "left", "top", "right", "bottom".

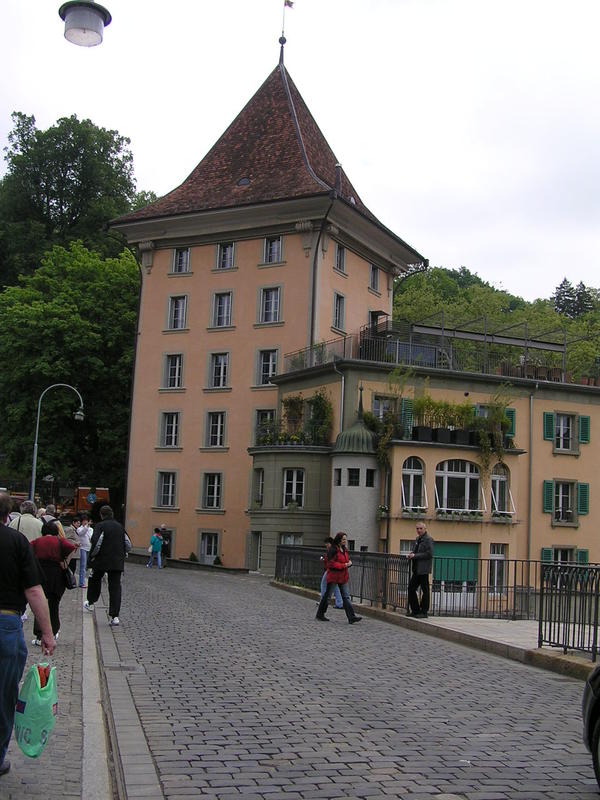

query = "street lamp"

[
  {"left": 58, "top": 1, "right": 111, "bottom": 47},
  {"left": 30, "top": 384, "right": 85, "bottom": 502}
]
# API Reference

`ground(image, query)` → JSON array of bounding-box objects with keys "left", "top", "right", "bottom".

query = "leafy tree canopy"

[
  {"left": 0, "top": 242, "right": 139, "bottom": 496},
  {"left": 0, "top": 112, "right": 141, "bottom": 285}
]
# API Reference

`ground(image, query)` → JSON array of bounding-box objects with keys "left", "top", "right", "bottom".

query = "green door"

[{"left": 433, "top": 541, "right": 480, "bottom": 582}]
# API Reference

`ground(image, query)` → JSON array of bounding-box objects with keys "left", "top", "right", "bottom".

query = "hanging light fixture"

[{"left": 58, "top": 1, "right": 112, "bottom": 47}]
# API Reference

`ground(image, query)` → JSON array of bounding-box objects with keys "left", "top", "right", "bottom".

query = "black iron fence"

[
  {"left": 538, "top": 563, "right": 600, "bottom": 661},
  {"left": 275, "top": 546, "right": 543, "bottom": 620}
]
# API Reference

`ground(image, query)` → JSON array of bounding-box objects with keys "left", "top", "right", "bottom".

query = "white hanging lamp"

[{"left": 58, "top": 1, "right": 112, "bottom": 47}]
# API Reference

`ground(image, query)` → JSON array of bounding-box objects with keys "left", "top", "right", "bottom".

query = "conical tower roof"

[
  {"left": 115, "top": 64, "right": 382, "bottom": 227},
  {"left": 333, "top": 388, "right": 376, "bottom": 455}
]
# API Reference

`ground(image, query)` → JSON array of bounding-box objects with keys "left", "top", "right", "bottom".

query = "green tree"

[
  {"left": 0, "top": 242, "right": 139, "bottom": 498},
  {"left": 552, "top": 278, "right": 577, "bottom": 318},
  {"left": 0, "top": 112, "right": 139, "bottom": 285},
  {"left": 574, "top": 281, "right": 596, "bottom": 317}
]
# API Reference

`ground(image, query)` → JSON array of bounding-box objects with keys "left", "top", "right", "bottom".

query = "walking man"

[
  {"left": 84, "top": 505, "right": 127, "bottom": 626},
  {"left": 407, "top": 522, "right": 434, "bottom": 618},
  {"left": 0, "top": 491, "right": 55, "bottom": 777}
]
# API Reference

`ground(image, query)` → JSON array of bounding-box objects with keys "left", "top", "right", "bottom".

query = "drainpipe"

[
  {"left": 527, "top": 385, "right": 537, "bottom": 561},
  {"left": 332, "top": 360, "right": 345, "bottom": 431},
  {"left": 310, "top": 194, "right": 336, "bottom": 350}
]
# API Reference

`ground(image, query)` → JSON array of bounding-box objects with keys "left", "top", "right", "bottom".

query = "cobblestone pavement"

[
  {"left": 2, "top": 587, "right": 84, "bottom": 800},
  {"left": 110, "top": 564, "right": 599, "bottom": 800}
]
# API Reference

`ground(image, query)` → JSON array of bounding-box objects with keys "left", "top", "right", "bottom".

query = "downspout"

[
  {"left": 310, "top": 197, "right": 335, "bottom": 350},
  {"left": 332, "top": 360, "right": 345, "bottom": 431},
  {"left": 527, "top": 385, "right": 537, "bottom": 561}
]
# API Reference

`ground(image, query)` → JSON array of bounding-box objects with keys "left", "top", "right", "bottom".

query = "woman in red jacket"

[
  {"left": 30, "top": 520, "right": 77, "bottom": 645},
  {"left": 315, "top": 532, "right": 362, "bottom": 624}
]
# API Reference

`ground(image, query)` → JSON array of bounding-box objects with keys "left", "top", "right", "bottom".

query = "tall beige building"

[{"left": 112, "top": 52, "right": 425, "bottom": 566}]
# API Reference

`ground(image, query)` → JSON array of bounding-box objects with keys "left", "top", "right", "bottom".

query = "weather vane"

[{"left": 279, "top": 0, "right": 294, "bottom": 62}]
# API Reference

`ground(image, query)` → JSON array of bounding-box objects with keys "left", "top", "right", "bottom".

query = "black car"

[{"left": 582, "top": 663, "right": 600, "bottom": 786}]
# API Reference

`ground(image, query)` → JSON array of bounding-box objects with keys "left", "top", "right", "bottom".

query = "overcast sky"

[{"left": 2, "top": 0, "right": 599, "bottom": 301}]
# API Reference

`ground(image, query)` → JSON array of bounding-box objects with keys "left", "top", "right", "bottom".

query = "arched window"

[
  {"left": 402, "top": 457, "right": 427, "bottom": 511},
  {"left": 435, "top": 459, "right": 482, "bottom": 512},
  {"left": 491, "top": 464, "right": 515, "bottom": 518}
]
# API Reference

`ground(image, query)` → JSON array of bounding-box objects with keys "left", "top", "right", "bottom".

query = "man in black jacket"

[
  {"left": 407, "top": 522, "right": 434, "bottom": 618},
  {"left": 84, "top": 505, "right": 127, "bottom": 626}
]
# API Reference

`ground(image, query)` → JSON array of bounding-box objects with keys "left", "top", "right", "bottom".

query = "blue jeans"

[
  {"left": 0, "top": 614, "right": 27, "bottom": 765},
  {"left": 79, "top": 549, "right": 89, "bottom": 587},
  {"left": 147, "top": 551, "right": 162, "bottom": 568},
  {"left": 320, "top": 572, "right": 343, "bottom": 607},
  {"left": 317, "top": 582, "right": 358, "bottom": 622}
]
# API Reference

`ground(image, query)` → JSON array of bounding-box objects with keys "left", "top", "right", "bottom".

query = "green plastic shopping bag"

[{"left": 14, "top": 662, "right": 58, "bottom": 758}]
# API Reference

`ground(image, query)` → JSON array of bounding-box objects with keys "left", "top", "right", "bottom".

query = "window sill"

[
  {"left": 436, "top": 512, "right": 483, "bottom": 522},
  {"left": 206, "top": 325, "right": 236, "bottom": 332},
  {"left": 155, "top": 447, "right": 183, "bottom": 452},
  {"left": 258, "top": 260, "right": 286, "bottom": 268},
  {"left": 203, "top": 387, "right": 232, "bottom": 393},
  {"left": 159, "top": 387, "right": 186, "bottom": 393},
  {"left": 368, "top": 287, "right": 381, "bottom": 297},
  {"left": 212, "top": 266, "right": 237, "bottom": 273},
  {"left": 551, "top": 520, "right": 579, "bottom": 528},
  {"left": 168, "top": 271, "right": 193, "bottom": 277},
  {"left": 251, "top": 384, "right": 277, "bottom": 390},
  {"left": 331, "top": 325, "right": 346, "bottom": 336},
  {"left": 151, "top": 506, "right": 179, "bottom": 513},
  {"left": 254, "top": 321, "right": 284, "bottom": 329},
  {"left": 333, "top": 268, "right": 347, "bottom": 278},
  {"left": 198, "top": 447, "right": 229, "bottom": 453},
  {"left": 401, "top": 509, "right": 427, "bottom": 518},
  {"left": 491, "top": 514, "right": 515, "bottom": 524},
  {"left": 196, "top": 508, "right": 225, "bottom": 514},
  {"left": 552, "top": 448, "right": 580, "bottom": 457},
  {"left": 162, "top": 328, "right": 190, "bottom": 334}
]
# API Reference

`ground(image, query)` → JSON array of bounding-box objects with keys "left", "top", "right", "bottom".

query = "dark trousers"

[
  {"left": 33, "top": 594, "right": 61, "bottom": 637},
  {"left": 87, "top": 569, "right": 123, "bottom": 618},
  {"left": 316, "top": 581, "right": 357, "bottom": 622},
  {"left": 408, "top": 572, "right": 430, "bottom": 614}
]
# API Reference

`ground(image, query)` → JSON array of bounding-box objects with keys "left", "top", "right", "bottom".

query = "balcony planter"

[
  {"left": 376, "top": 505, "right": 389, "bottom": 521},
  {"left": 451, "top": 428, "right": 470, "bottom": 446},
  {"left": 412, "top": 425, "right": 433, "bottom": 442},
  {"left": 492, "top": 511, "right": 512, "bottom": 523},
  {"left": 433, "top": 427, "right": 452, "bottom": 444}
]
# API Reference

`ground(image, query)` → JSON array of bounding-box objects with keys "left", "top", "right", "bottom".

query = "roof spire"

[
  {"left": 280, "top": 0, "right": 293, "bottom": 64},
  {"left": 358, "top": 385, "right": 364, "bottom": 420},
  {"left": 279, "top": 35, "right": 286, "bottom": 65}
]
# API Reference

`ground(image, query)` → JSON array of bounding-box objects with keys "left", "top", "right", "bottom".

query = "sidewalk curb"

[{"left": 271, "top": 580, "right": 596, "bottom": 681}]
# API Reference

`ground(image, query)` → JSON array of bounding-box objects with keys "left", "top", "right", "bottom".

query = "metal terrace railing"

[{"left": 275, "top": 547, "right": 544, "bottom": 620}]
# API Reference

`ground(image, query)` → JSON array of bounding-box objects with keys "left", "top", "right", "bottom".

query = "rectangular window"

[
  {"left": 347, "top": 468, "right": 360, "bottom": 487},
  {"left": 172, "top": 248, "right": 190, "bottom": 273},
  {"left": 264, "top": 235, "right": 282, "bottom": 263},
  {"left": 217, "top": 242, "right": 234, "bottom": 270},
  {"left": 366, "top": 469, "right": 375, "bottom": 488},
  {"left": 212, "top": 292, "right": 232, "bottom": 327},
  {"left": 200, "top": 532, "right": 219, "bottom": 564},
  {"left": 333, "top": 293, "right": 345, "bottom": 331},
  {"left": 544, "top": 411, "right": 590, "bottom": 452},
  {"left": 260, "top": 287, "right": 280, "bottom": 323},
  {"left": 334, "top": 468, "right": 342, "bottom": 486},
  {"left": 161, "top": 412, "right": 180, "bottom": 447},
  {"left": 283, "top": 469, "right": 304, "bottom": 507},
  {"left": 555, "top": 413, "right": 573, "bottom": 450},
  {"left": 259, "top": 349, "right": 278, "bottom": 385},
  {"left": 489, "top": 543, "right": 507, "bottom": 594},
  {"left": 157, "top": 472, "right": 176, "bottom": 507},
  {"left": 168, "top": 295, "right": 187, "bottom": 329},
  {"left": 203, "top": 473, "right": 222, "bottom": 509},
  {"left": 165, "top": 354, "right": 183, "bottom": 388},
  {"left": 279, "top": 533, "right": 303, "bottom": 546},
  {"left": 335, "top": 243, "right": 346, "bottom": 273},
  {"left": 370, "top": 264, "right": 379, "bottom": 291},
  {"left": 554, "top": 480, "right": 575, "bottom": 523},
  {"left": 207, "top": 411, "right": 226, "bottom": 447},
  {"left": 256, "top": 409, "right": 276, "bottom": 443},
  {"left": 373, "top": 395, "right": 394, "bottom": 420},
  {"left": 210, "top": 353, "right": 229, "bottom": 388},
  {"left": 253, "top": 469, "right": 264, "bottom": 507}
]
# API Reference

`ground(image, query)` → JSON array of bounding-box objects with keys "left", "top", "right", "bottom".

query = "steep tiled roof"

[{"left": 115, "top": 63, "right": 376, "bottom": 224}]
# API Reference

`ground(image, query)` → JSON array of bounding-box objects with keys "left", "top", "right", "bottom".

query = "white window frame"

[
  {"left": 207, "top": 411, "right": 226, "bottom": 447},
  {"left": 212, "top": 292, "right": 232, "bottom": 327},
  {"left": 161, "top": 412, "right": 180, "bottom": 448},
  {"left": 172, "top": 248, "right": 190, "bottom": 274},
  {"left": 165, "top": 354, "right": 183, "bottom": 388},
  {"left": 491, "top": 465, "right": 516, "bottom": 517},
  {"left": 264, "top": 235, "right": 283, "bottom": 264},
  {"left": 283, "top": 468, "right": 304, "bottom": 508},
  {"left": 259, "top": 349, "right": 278, "bottom": 385},
  {"left": 554, "top": 480, "right": 575, "bottom": 523},
  {"left": 333, "top": 292, "right": 345, "bottom": 331},
  {"left": 210, "top": 353, "right": 229, "bottom": 388},
  {"left": 256, "top": 408, "right": 276, "bottom": 443},
  {"left": 279, "top": 533, "right": 303, "bottom": 546},
  {"left": 168, "top": 295, "right": 187, "bottom": 330},
  {"left": 203, "top": 473, "right": 222, "bottom": 509},
  {"left": 435, "top": 459, "right": 486, "bottom": 513},
  {"left": 217, "top": 242, "right": 234, "bottom": 270},
  {"left": 373, "top": 395, "right": 394, "bottom": 420},
  {"left": 157, "top": 471, "right": 177, "bottom": 507},
  {"left": 200, "top": 532, "right": 219, "bottom": 564},
  {"left": 489, "top": 543, "right": 507, "bottom": 595},
  {"left": 402, "top": 457, "right": 428, "bottom": 511},
  {"left": 370, "top": 264, "right": 379, "bottom": 292},
  {"left": 260, "top": 287, "right": 281, "bottom": 323},
  {"left": 555, "top": 413, "right": 574, "bottom": 451},
  {"left": 335, "top": 243, "right": 346, "bottom": 273},
  {"left": 254, "top": 469, "right": 264, "bottom": 506}
]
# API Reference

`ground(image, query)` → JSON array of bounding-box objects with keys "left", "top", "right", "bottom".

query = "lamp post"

[
  {"left": 30, "top": 384, "right": 85, "bottom": 502},
  {"left": 58, "top": 1, "right": 111, "bottom": 47}
]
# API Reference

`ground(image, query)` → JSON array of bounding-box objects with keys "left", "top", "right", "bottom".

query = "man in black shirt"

[{"left": 0, "top": 492, "right": 55, "bottom": 777}]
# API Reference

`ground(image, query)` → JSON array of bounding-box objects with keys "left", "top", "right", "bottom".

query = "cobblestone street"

[{"left": 107, "top": 564, "right": 598, "bottom": 800}]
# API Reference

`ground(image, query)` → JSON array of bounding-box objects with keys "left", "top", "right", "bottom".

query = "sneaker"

[
  {"left": 21, "top": 612, "right": 28, "bottom": 621},
  {"left": 31, "top": 638, "right": 41, "bottom": 646},
  {"left": 55, "top": 631, "right": 60, "bottom": 640},
  {"left": 83, "top": 600, "right": 94, "bottom": 612},
  {"left": 109, "top": 617, "right": 120, "bottom": 626}
]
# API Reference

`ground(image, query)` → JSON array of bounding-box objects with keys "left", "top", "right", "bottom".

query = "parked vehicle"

[{"left": 582, "top": 664, "right": 600, "bottom": 786}]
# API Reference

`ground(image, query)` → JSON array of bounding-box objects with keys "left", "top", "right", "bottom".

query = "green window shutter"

[
  {"left": 579, "top": 415, "right": 591, "bottom": 444},
  {"left": 541, "top": 547, "right": 553, "bottom": 562},
  {"left": 542, "top": 480, "right": 554, "bottom": 513},
  {"left": 543, "top": 412, "right": 555, "bottom": 441},
  {"left": 400, "top": 398, "right": 413, "bottom": 439},
  {"left": 505, "top": 408, "right": 516, "bottom": 438},
  {"left": 577, "top": 549, "right": 589, "bottom": 565},
  {"left": 577, "top": 482, "right": 590, "bottom": 515}
]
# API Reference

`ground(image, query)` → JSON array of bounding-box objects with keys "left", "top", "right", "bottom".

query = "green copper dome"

[{"left": 333, "top": 419, "right": 375, "bottom": 455}]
